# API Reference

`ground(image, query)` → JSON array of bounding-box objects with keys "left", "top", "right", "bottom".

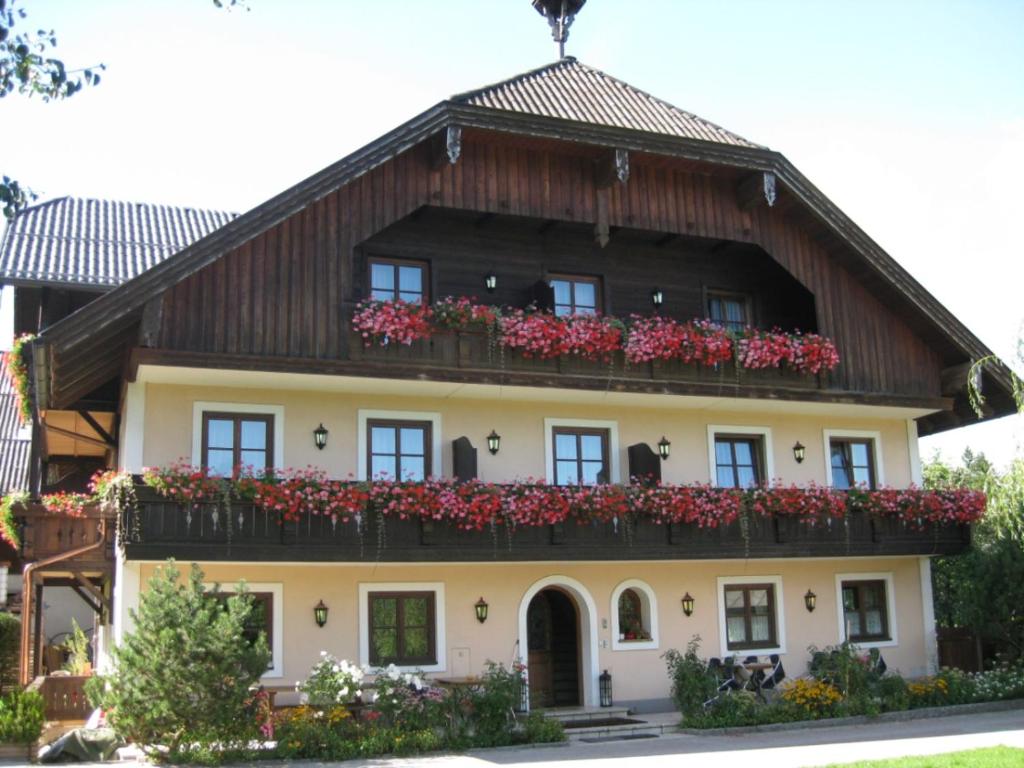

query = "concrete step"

[
  {"left": 564, "top": 718, "right": 675, "bottom": 743},
  {"left": 540, "top": 706, "right": 632, "bottom": 725}
]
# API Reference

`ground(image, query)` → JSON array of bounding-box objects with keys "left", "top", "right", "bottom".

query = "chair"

[
  {"left": 869, "top": 648, "right": 887, "bottom": 676},
  {"left": 741, "top": 655, "right": 764, "bottom": 690},
  {"left": 760, "top": 654, "right": 786, "bottom": 691}
]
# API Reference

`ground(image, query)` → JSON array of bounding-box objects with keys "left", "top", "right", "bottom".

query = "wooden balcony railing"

[
  {"left": 17, "top": 503, "right": 115, "bottom": 563},
  {"left": 28, "top": 675, "right": 93, "bottom": 721},
  {"left": 122, "top": 484, "right": 970, "bottom": 563},
  {"left": 346, "top": 329, "right": 826, "bottom": 393}
]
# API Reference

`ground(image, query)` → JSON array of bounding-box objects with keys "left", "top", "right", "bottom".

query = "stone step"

[
  {"left": 540, "top": 706, "right": 632, "bottom": 725},
  {"left": 565, "top": 719, "right": 673, "bottom": 743}
]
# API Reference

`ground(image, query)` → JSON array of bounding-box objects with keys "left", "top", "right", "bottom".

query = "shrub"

[
  {"left": 86, "top": 560, "right": 271, "bottom": 759},
  {"left": 272, "top": 705, "right": 359, "bottom": 761},
  {"left": 807, "top": 642, "right": 880, "bottom": 697},
  {"left": 972, "top": 661, "right": 1024, "bottom": 702},
  {"left": 368, "top": 666, "right": 450, "bottom": 733},
  {"left": 462, "top": 661, "right": 524, "bottom": 746},
  {"left": 0, "top": 689, "right": 45, "bottom": 744},
  {"left": 0, "top": 613, "right": 20, "bottom": 695},
  {"left": 662, "top": 636, "right": 718, "bottom": 717},
  {"left": 520, "top": 711, "right": 565, "bottom": 743},
  {"left": 875, "top": 674, "right": 911, "bottom": 712},
  {"left": 298, "top": 652, "right": 365, "bottom": 706},
  {"left": 61, "top": 618, "right": 91, "bottom": 675}
]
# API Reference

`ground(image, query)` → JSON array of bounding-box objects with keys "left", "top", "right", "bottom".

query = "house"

[
  {"left": 20, "top": 59, "right": 1017, "bottom": 712},
  {"left": 0, "top": 197, "right": 235, "bottom": 684}
]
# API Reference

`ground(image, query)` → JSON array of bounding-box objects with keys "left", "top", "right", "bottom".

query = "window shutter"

[
  {"left": 452, "top": 436, "right": 478, "bottom": 482},
  {"left": 628, "top": 443, "right": 661, "bottom": 485}
]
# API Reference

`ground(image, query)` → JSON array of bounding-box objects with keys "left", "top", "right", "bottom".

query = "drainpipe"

[{"left": 19, "top": 517, "right": 108, "bottom": 686}]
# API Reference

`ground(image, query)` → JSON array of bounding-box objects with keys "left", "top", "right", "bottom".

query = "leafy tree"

[
  {"left": 0, "top": 612, "right": 19, "bottom": 695},
  {"left": 928, "top": 450, "right": 1024, "bottom": 660},
  {"left": 1, "top": 0, "right": 246, "bottom": 219},
  {"left": 86, "top": 560, "right": 270, "bottom": 756}
]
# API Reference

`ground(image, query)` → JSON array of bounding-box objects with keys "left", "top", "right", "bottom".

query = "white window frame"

[
  {"left": 544, "top": 418, "right": 621, "bottom": 484},
  {"left": 358, "top": 581, "right": 446, "bottom": 673},
  {"left": 707, "top": 425, "right": 774, "bottom": 486},
  {"left": 834, "top": 572, "right": 898, "bottom": 649},
  {"left": 204, "top": 582, "right": 284, "bottom": 679},
  {"left": 610, "top": 579, "right": 659, "bottom": 651},
  {"left": 716, "top": 575, "right": 786, "bottom": 656},
  {"left": 823, "top": 429, "right": 885, "bottom": 488},
  {"left": 358, "top": 410, "right": 442, "bottom": 481},
  {"left": 191, "top": 402, "right": 285, "bottom": 470}
]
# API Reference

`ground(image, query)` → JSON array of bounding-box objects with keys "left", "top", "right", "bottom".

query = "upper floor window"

[
  {"left": 369, "top": 257, "right": 428, "bottom": 304},
  {"left": 368, "top": 419, "right": 431, "bottom": 481},
  {"left": 202, "top": 412, "right": 273, "bottom": 475},
  {"left": 549, "top": 274, "right": 601, "bottom": 317},
  {"left": 553, "top": 427, "right": 609, "bottom": 485},
  {"left": 706, "top": 290, "right": 750, "bottom": 331},
  {"left": 829, "top": 438, "right": 877, "bottom": 490},
  {"left": 714, "top": 435, "right": 764, "bottom": 488}
]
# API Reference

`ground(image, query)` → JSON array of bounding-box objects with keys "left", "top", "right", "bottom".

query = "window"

[
  {"left": 723, "top": 584, "right": 777, "bottom": 651},
  {"left": 714, "top": 435, "right": 764, "bottom": 488},
  {"left": 552, "top": 427, "right": 609, "bottom": 485},
  {"left": 359, "top": 582, "right": 446, "bottom": 671},
  {"left": 610, "top": 579, "right": 659, "bottom": 651},
  {"left": 202, "top": 412, "right": 274, "bottom": 475},
  {"left": 367, "top": 419, "right": 431, "bottom": 481},
  {"left": 548, "top": 274, "right": 601, "bottom": 317},
  {"left": 841, "top": 581, "right": 889, "bottom": 642},
  {"left": 206, "top": 582, "right": 283, "bottom": 678},
  {"left": 824, "top": 431, "right": 884, "bottom": 489},
  {"left": 835, "top": 573, "right": 897, "bottom": 648},
  {"left": 368, "top": 591, "right": 437, "bottom": 666},
  {"left": 368, "top": 257, "right": 428, "bottom": 303},
  {"left": 706, "top": 290, "right": 750, "bottom": 331}
]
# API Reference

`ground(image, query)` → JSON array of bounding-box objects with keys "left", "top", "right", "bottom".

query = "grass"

[{"left": 824, "top": 746, "right": 1024, "bottom": 767}]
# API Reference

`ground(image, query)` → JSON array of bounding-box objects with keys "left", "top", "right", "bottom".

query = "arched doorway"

[{"left": 526, "top": 588, "right": 580, "bottom": 707}]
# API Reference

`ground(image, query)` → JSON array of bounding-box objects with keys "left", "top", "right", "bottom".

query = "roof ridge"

[
  {"left": 449, "top": 57, "right": 576, "bottom": 103},
  {"left": 10, "top": 196, "right": 236, "bottom": 220}
]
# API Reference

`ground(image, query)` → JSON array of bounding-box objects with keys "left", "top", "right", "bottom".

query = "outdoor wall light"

[
  {"left": 804, "top": 590, "right": 817, "bottom": 613},
  {"left": 485, "top": 273, "right": 498, "bottom": 293},
  {"left": 599, "top": 669, "right": 613, "bottom": 707},
  {"left": 792, "top": 441, "right": 806, "bottom": 464},
  {"left": 314, "top": 423, "right": 329, "bottom": 451},
  {"left": 487, "top": 430, "right": 501, "bottom": 455},
  {"left": 657, "top": 436, "right": 671, "bottom": 461},
  {"left": 475, "top": 597, "right": 489, "bottom": 623},
  {"left": 681, "top": 592, "right": 695, "bottom": 617},
  {"left": 651, "top": 287, "right": 664, "bottom": 308},
  {"left": 314, "top": 599, "right": 329, "bottom": 627}
]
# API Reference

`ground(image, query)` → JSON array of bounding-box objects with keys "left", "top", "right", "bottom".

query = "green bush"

[
  {"left": 0, "top": 613, "right": 20, "bottom": 695},
  {"left": 0, "top": 689, "right": 45, "bottom": 744},
  {"left": 87, "top": 560, "right": 271, "bottom": 760},
  {"left": 520, "top": 711, "right": 565, "bottom": 743},
  {"left": 462, "top": 661, "right": 524, "bottom": 747},
  {"left": 875, "top": 674, "right": 910, "bottom": 712},
  {"left": 808, "top": 642, "right": 882, "bottom": 698},
  {"left": 662, "top": 636, "right": 718, "bottom": 717}
]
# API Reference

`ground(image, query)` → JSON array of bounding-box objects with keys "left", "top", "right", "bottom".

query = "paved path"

[{"left": 21, "top": 707, "right": 1024, "bottom": 768}]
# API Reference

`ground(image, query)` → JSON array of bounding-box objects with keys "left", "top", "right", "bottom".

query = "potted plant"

[{"left": 0, "top": 689, "right": 45, "bottom": 760}]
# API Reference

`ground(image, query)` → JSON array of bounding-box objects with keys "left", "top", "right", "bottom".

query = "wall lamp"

[
  {"left": 681, "top": 592, "right": 695, "bottom": 617},
  {"left": 314, "top": 599, "right": 329, "bottom": 627},
  {"left": 487, "top": 430, "right": 501, "bottom": 455},
  {"left": 314, "top": 423, "right": 329, "bottom": 451},
  {"left": 651, "top": 287, "right": 664, "bottom": 308},
  {"left": 792, "top": 441, "right": 806, "bottom": 464},
  {"left": 485, "top": 273, "right": 498, "bottom": 293},
  {"left": 804, "top": 590, "right": 817, "bottom": 613},
  {"left": 657, "top": 436, "right": 671, "bottom": 461},
  {"left": 475, "top": 597, "right": 489, "bottom": 623}
]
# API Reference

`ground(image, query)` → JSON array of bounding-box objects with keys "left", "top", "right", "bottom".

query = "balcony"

[{"left": 121, "top": 482, "right": 972, "bottom": 563}]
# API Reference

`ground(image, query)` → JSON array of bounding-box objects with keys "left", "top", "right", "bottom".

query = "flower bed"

[{"left": 351, "top": 296, "right": 840, "bottom": 376}]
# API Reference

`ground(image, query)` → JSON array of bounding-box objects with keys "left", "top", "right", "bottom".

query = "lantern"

[
  {"left": 313, "top": 423, "right": 329, "bottom": 451},
  {"left": 475, "top": 597, "right": 489, "bottom": 623},
  {"left": 487, "top": 430, "right": 501, "bottom": 455},
  {"left": 651, "top": 287, "right": 664, "bottom": 308},
  {"left": 681, "top": 592, "right": 695, "bottom": 617},
  {"left": 792, "top": 441, "right": 806, "bottom": 464},
  {"left": 657, "top": 436, "right": 671, "bottom": 461},
  {"left": 485, "top": 273, "right": 498, "bottom": 293},
  {"left": 804, "top": 589, "right": 817, "bottom": 613},
  {"left": 599, "top": 669, "right": 613, "bottom": 707},
  {"left": 314, "top": 599, "right": 329, "bottom": 628}
]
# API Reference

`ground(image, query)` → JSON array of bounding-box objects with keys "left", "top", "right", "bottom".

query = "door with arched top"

[{"left": 526, "top": 588, "right": 580, "bottom": 708}]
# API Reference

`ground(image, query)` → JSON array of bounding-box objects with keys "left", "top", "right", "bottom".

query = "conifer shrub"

[
  {"left": 86, "top": 560, "right": 270, "bottom": 760},
  {"left": 0, "top": 613, "right": 20, "bottom": 695}
]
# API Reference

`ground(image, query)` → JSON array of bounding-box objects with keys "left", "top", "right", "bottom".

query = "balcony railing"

[{"left": 121, "top": 483, "right": 972, "bottom": 563}]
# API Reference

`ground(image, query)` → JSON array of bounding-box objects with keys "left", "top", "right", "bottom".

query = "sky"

[{"left": 2, "top": 0, "right": 1022, "bottom": 467}]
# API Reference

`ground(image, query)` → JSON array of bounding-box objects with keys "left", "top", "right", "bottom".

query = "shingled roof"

[
  {"left": 0, "top": 197, "right": 236, "bottom": 288},
  {"left": 452, "top": 57, "right": 759, "bottom": 148}
]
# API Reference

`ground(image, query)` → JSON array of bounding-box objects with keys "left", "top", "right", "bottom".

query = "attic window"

[
  {"left": 706, "top": 290, "right": 750, "bottom": 331},
  {"left": 369, "top": 257, "right": 428, "bottom": 303},
  {"left": 548, "top": 274, "right": 601, "bottom": 317}
]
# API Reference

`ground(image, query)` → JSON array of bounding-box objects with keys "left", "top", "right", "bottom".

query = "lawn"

[{"left": 825, "top": 747, "right": 1024, "bottom": 767}]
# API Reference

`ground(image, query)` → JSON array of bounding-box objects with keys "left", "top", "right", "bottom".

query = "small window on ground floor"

[
  {"left": 611, "top": 579, "right": 659, "bottom": 651},
  {"left": 368, "top": 591, "right": 437, "bottom": 667},
  {"left": 841, "top": 579, "right": 890, "bottom": 643},
  {"left": 723, "top": 583, "right": 778, "bottom": 651},
  {"left": 207, "top": 583, "right": 282, "bottom": 678}
]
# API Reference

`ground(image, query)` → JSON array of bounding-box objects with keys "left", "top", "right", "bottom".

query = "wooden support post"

[
  {"left": 736, "top": 171, "right": 777, "bottom": 210},
  {"left": 595, "top": 148, "right": 629, "bottom": 188},
  {"left": 594, "top": 187, "right": 610, "bottom": 248},
  {"left": 431, "top": 125, "right": 463, "bottom": 169}
]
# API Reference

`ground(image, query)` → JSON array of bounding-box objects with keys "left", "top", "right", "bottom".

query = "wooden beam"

[
  {"left": 76, "top": 410, "right": 117, "bottom": 447},
  {"left": 430, "top": 125, "right": 462, "bottom": 170},
  {"left": 595, "top": 148, "right": 630, "bottom": 188},
  {"left": 736, "top": 171, "right": 777, "bottom": 210},
  {"left": 70, "top": 571, "right": 110, "bottom": 614},
  {"left": 941, "top": 362, "right": 978, "bottom": 397},
  {"left": 594, "top": 187, "right": 610, "bottom": 247},
  {"left": 69, "top": 584, "right": 102, "bottom": 615},
  {"left": 43, "top": 422, "right": 112, "bottom": 450},
  {"left": 138, "top": 297, "right": 164, "bottom": 348}
]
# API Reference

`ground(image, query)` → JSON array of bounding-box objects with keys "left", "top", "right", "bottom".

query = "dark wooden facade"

[{"left": 153, "top": 131, "right": 943, "bottom": 403}]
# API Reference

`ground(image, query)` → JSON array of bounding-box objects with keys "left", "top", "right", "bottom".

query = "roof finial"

[{"left": 532, "top": 0, "right": 586, "bottom": 59}]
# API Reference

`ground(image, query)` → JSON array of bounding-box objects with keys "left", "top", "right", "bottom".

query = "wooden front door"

[{"left": 527, "top": 588, "right": 580, "bottom": 708}]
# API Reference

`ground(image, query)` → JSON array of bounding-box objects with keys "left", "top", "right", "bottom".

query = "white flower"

[{"left": 320, "top": 650, "right": 328, "bottom": 657}]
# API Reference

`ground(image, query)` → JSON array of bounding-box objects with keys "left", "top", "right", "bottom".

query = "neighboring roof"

[
  {"left": 0, "top": 197, "right": 237, "bottom": 288},
  {"left": 0, "top": 353, "right": 30, "bottom": 496},
  {"left": 453, "top": 57, "right": 759, "bottom": 148}
]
